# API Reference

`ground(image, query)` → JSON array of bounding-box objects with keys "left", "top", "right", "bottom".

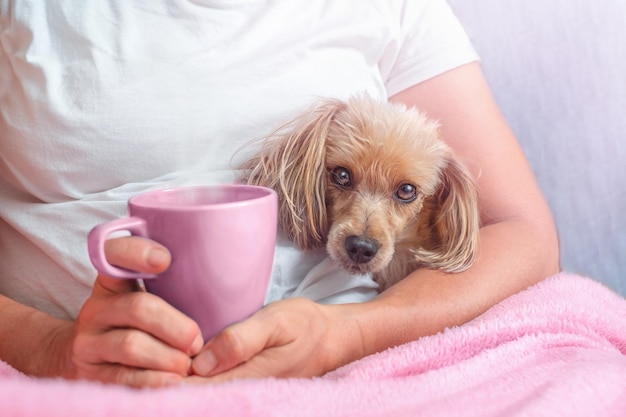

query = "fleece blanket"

[{"left": 1, "top": 272, "right": 625, "bottom": 417}]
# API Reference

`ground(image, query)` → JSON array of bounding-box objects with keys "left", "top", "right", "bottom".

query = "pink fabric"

[{"left": 1, "top": 272, "right": 625, "bottom": 416}]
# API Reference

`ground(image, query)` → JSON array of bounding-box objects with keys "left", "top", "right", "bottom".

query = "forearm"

[
  {"left": 0, "top": 294, "right": 74, "bottom": 377},
  {"left": 350, "top": 215, "right": 560, "bottom": 357}
]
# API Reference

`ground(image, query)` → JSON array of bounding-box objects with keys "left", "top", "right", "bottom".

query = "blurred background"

[{"left": 449, "top": 0, "right": 626, "bottom": 295}]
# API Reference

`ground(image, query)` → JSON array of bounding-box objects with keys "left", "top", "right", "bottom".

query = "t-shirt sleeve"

[{"left": 382, "top": 0, "right": 479, "bottom": 97}]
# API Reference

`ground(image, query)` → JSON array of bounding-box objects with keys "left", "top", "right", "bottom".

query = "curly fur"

[{"left": 241, "top": 96, "right": 480, "bottom": 291}]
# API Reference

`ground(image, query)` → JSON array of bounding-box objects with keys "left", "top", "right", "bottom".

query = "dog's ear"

[
  {"left": 414, "top": 157, "right": 480, "bottom": 272},
  {"left": 241, "top": 100, "right": 345, "bottom": 250}
]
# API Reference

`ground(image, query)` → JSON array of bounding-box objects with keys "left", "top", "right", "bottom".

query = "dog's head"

[{"left": 242, "top": 96, "right": 479, "bottom": 287}]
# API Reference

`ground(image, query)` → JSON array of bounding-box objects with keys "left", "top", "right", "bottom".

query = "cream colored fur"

[{"left": 241, "top": 96, "right": 480, "bottom": 291}]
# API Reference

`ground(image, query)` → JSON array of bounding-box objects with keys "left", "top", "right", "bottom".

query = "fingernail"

[
  {"left": 147, "top": 247, "right": 170, "bottom": 268},
  {"left": 192, "top": 350, "right": 217, "bottom": 376},
  {"left": 190, "top": 332, "right": 204, "bottom": 355}
]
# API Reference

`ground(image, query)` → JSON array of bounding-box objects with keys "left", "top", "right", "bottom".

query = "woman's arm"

[
  {"left": 0, "top": 294, "right": 74, "bottom": 377},
  {"left": 189, "top": 62, "right": 560, "bottom": 381},
  {"left": 360, "top": 61, "right": 560, "bottom": 350}
]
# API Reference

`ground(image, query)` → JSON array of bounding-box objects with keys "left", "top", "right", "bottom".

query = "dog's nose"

[{"left": 345, "top": 235, "right": 379, "bottom": 264}]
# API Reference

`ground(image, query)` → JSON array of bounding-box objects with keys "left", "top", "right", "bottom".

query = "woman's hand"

[
  {"left": 188, "top": 298, "right": 365, "bottom": 382},
  {"left": 68, "top": 237, "right": 204, "bottom": 387}
]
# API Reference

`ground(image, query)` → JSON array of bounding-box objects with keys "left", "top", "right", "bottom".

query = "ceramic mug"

[{"left": 87, "top": 184, "right": 278, "bottom": 340}]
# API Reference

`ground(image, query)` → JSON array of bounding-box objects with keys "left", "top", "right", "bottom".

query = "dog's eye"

[
  {"left": 396, "top": 184, "right": 417, "bottom": 203},
  {"left": 330, "top": 166, "right": 352, "bottom": 188}
]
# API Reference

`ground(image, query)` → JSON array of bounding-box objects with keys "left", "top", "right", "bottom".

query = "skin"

[
  {"left": 0, "top": 240, "right": 203, "bottom": 387},
  {"left": 0, "top": 62, "right": 560, "bottom": 386}
]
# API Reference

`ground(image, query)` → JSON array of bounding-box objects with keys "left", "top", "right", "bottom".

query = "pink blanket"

[{"left": 2, "top": 272, "right": 625, "bottom": 416}]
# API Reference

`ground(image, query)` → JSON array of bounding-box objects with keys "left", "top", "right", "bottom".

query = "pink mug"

[{"left": 87, "top": 184, "right": 278, "bottom": 340}]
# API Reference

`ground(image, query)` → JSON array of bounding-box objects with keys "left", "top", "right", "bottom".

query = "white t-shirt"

[{"left": 0, "top": 0, "right": 478, "bottom": 320}]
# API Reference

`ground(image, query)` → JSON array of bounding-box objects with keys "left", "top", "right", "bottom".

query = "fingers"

[
  {"left": 67, "top": 235, "right": 206, "bottom": 387},
  {"left": 93, "top": 236, "right": 203, "bottom": 357},
  {"left": 104, "top": 236, "right": 171, "bottom": 274},
  {"left": 191, "top": 316, "right": 278, "bottom": 377},
  {"left": 72, "top": 290, "right": 203, "bottom": 385},
  {"left": 73, "top": 328, "right": 194, "bottom": 378},
  {"left": 190, "top": 298, "right": 341, "bottom": 382},
  {"left": 193, "top": 343, "right": 294, "bottom": 383},
  {"left": 71, "top": 270, "right": 204, "bottom": 387},
  {"left": 83, "top": 279, "right": 204, "bottom": 356},
  {"left": 101, "top": 368, "right": 184, "bottom": 388},
  {"left": 77, "top": 362, "right": 185, "bottom": 388}
]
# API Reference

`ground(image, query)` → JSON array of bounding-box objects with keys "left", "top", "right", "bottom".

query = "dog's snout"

[{"left": 345, "top": 235, "right": 379, "bottom": 264}]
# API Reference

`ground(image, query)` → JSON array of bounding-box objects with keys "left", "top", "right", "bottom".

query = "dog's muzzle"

[{"left": 345, "top": 235, "right": 379, "bottom": 264}]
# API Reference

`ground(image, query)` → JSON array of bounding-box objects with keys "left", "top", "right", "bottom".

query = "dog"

[{"left": 240, "top": 96, "right": 480, "bottom": 291}]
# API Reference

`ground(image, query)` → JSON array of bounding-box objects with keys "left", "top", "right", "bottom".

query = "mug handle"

[{"left": 87, "top": 217, "right": 157, "bottom": 279}]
